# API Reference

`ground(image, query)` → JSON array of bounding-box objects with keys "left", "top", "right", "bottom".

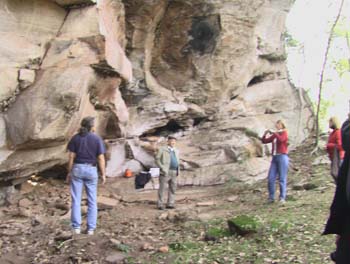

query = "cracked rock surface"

[{"left": 0, "top": 0, "right": 313, "bottom": 191}]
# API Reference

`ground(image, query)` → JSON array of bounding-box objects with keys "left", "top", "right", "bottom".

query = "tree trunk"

[{"left": 315, "top": 0, "right": 345, "bottom": 147}]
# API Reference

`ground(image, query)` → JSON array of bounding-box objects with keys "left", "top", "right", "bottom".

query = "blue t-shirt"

[
  {"left": 67, "top": 132, "right": 106, "bottom": 164},
  {"left": 169, "top": 149, "right": 178, "bottom": 170}
]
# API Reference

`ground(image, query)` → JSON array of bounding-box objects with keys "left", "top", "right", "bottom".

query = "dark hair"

[
  {"left": 167, "top": 136, "right": 177, "bottom": 141},
  {"left": 79, "top": 116, "right": 95, "bottom": 135}
]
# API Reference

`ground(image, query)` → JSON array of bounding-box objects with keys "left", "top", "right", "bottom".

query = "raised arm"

[{"left": 261, "top": 131, "right": 276, "bottom": 144}]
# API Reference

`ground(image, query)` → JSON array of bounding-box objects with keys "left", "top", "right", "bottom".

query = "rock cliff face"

[{"left": 0, "top": 0, "right": 313, "bottom": 188}]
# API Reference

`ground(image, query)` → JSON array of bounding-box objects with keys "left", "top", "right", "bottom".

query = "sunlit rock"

[{"left": 0, "top": 0, "right": 313, "bottom": 187}]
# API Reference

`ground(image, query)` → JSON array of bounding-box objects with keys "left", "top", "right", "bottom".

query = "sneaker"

[
  {"left": 87, "top": 230, "right": 94, "bottom": 235},
  {"left": 166, "top": 205, "right": 175, "bottom": 209},
  {"left": 158, "top": 205, "right": 165, "bottom": 210},
  {"left": 72, "top": 228, "right": 81, "bottom": 235},
  {"left": 279, "top": 199, "right": 286, "bottom": 204}
]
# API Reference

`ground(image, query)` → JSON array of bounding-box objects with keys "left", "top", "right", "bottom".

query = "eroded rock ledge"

[{"left": 0, "top": 0, "right": 313, "bottom": 190}]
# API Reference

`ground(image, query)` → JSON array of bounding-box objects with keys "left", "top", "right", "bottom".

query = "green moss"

[
  {"left": 227, "top": 215, "right": 260, "bottom": 235},
  {"left": 231, "top": 127, "right": 260, "bottom": 139},
  {"left": 244, "top": 128, "right": 260, "bottom": 139},
  {"left": 230, "top": 215, "right": 259, "bottom": 229},
  {"left": 206, "top": 227, "right": 231, "bottom": 238}
]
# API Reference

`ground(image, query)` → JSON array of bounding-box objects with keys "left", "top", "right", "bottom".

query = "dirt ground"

[{"left": 0, "top": 140, "right": 338, "bottom": 264}]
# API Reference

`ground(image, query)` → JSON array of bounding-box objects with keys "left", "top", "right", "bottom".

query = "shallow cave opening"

[
  {"left": 247, "top": 75, "right": 265, "bottom": 87},
  {"left": 141, "top": 120, "right": 184, "bottom": 137},
  {"left": 193, "top": 117, "right": 207, "bottom": 127},
  {"left": 185, "top": 15, "right": 221, "bottom": 55},
  {"left": 104, "top": 115, "right": 122, "bottom": 139},
  {"left": 38, "top": 165, "right": 67, "bottom": 180},
  {"left": 247, "top": 72, "right": 275, "bottom": 87}
]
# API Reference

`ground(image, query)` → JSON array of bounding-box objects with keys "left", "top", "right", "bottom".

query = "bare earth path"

[{"left": 0, "top": 141, "right": 337, "bottom": 264}]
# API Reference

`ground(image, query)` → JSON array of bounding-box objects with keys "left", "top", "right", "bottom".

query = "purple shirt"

[{"left": 67, "top": 132, "right": 105, "bottom": 165}]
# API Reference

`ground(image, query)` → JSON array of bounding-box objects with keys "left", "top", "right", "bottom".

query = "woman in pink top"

[{"left": 261, "top": 120, "right": 289, "bottom": 203}]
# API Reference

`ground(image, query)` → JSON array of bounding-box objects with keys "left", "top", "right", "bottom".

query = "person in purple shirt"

[{"left": 66, "top": 116, "right": 106, "bottom": 235}]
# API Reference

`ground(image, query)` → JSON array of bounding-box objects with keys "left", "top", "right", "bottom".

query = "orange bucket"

[{"left": 124, "top": 169, "right": 133, "bottom": 178}]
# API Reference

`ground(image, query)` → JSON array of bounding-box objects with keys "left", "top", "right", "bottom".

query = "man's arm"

[
  {"left": 66, "top": 151, "right": 76, "bottom": 183},
  {"left": 155, "top": 148, "right": 166, "bottom": 174},
  {"left": 98, "top": 154, "right": 106, "bottom": 184}
]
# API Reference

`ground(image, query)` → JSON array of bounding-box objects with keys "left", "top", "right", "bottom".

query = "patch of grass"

[
  {"left": 125, "top": 256, "right": 137, "bottom": 264},
  {"left": 268, "top": 219, "right": 292, "bottom": 233},
  {"left": 149, "top": 143, "right": 337, "bottom": 263},
  {"left": 206, "top": 227, "right": 231, "bottom": 238},
  {"left": 224, "top": 177, "right": 247, "bottom": 191},
  {"left": 207, "top": 218, "right": 225, "bottom": 225},
  {"left": 287, "top": 195, "right": 297, "bottom": 201},
  {"left": 60, "top": 219, "right": 70, "bottom": 225},
  {"left": 169, "top": 241, "right": 200, "bottom": 251},
  {"left": 228, "top": 215, "right": 260, "bottom": 232},
  {"left": 116, "top": 243, "right": 131, "bottom": 253}
]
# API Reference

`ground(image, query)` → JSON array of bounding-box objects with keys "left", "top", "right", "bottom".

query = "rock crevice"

[{"left": 0, "top": 0, "right": 313, "bottom": 189}]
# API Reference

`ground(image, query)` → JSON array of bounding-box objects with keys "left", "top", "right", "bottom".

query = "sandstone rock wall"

[{"left": 0, "top": 0, "right": 313, "bottom": 187}]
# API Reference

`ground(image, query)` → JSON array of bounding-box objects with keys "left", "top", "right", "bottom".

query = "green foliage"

[
  {"left": 333, "top": 17, "right": 350, "bottom": 38},
  {"left": 310, "top": 98, "right": 332, "bottom": 133},
  {"left": 319, "top": 99, "right": 332, "bottom": 131},
  {"left": 334, "top": 58, "right": 350, "bottom": 76},
  {"left": 284, "top": 31, "right": 300, "bottom": 48}
]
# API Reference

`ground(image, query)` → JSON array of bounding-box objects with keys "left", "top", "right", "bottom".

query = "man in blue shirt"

[{"left": 66, "top": 116, "right": 106, "bottom": 235}]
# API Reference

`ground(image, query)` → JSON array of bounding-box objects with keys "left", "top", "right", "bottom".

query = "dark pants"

[{"left": 334, "top": 236, "right": 350, "bottom": 263}]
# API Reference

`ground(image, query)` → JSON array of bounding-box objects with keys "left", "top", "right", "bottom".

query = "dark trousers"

[{"left": 334, "top": 236, "right": 350, "bottom": 263}]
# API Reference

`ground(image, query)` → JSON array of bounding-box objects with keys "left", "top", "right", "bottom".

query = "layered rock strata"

[{"left": 0, "top": 0, "right": 313, "bottom": 189}]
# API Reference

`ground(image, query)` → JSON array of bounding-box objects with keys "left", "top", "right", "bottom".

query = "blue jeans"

[
  {"left": 70, "top": 164, "right": 98, "bottom": 231},
  {"left": 267, "top": 154, "right": 289, "bottom": 201}
]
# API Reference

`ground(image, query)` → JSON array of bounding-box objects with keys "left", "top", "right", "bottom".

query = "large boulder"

[
  {"left": 119, "top": 0, "right": 313, "bottom": 185},
  {"left": 0, "top": 0, "right": 132, "bottom": 184},
  {"left": 0, "top": 0, "right": 313, "bottom": 188}
]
